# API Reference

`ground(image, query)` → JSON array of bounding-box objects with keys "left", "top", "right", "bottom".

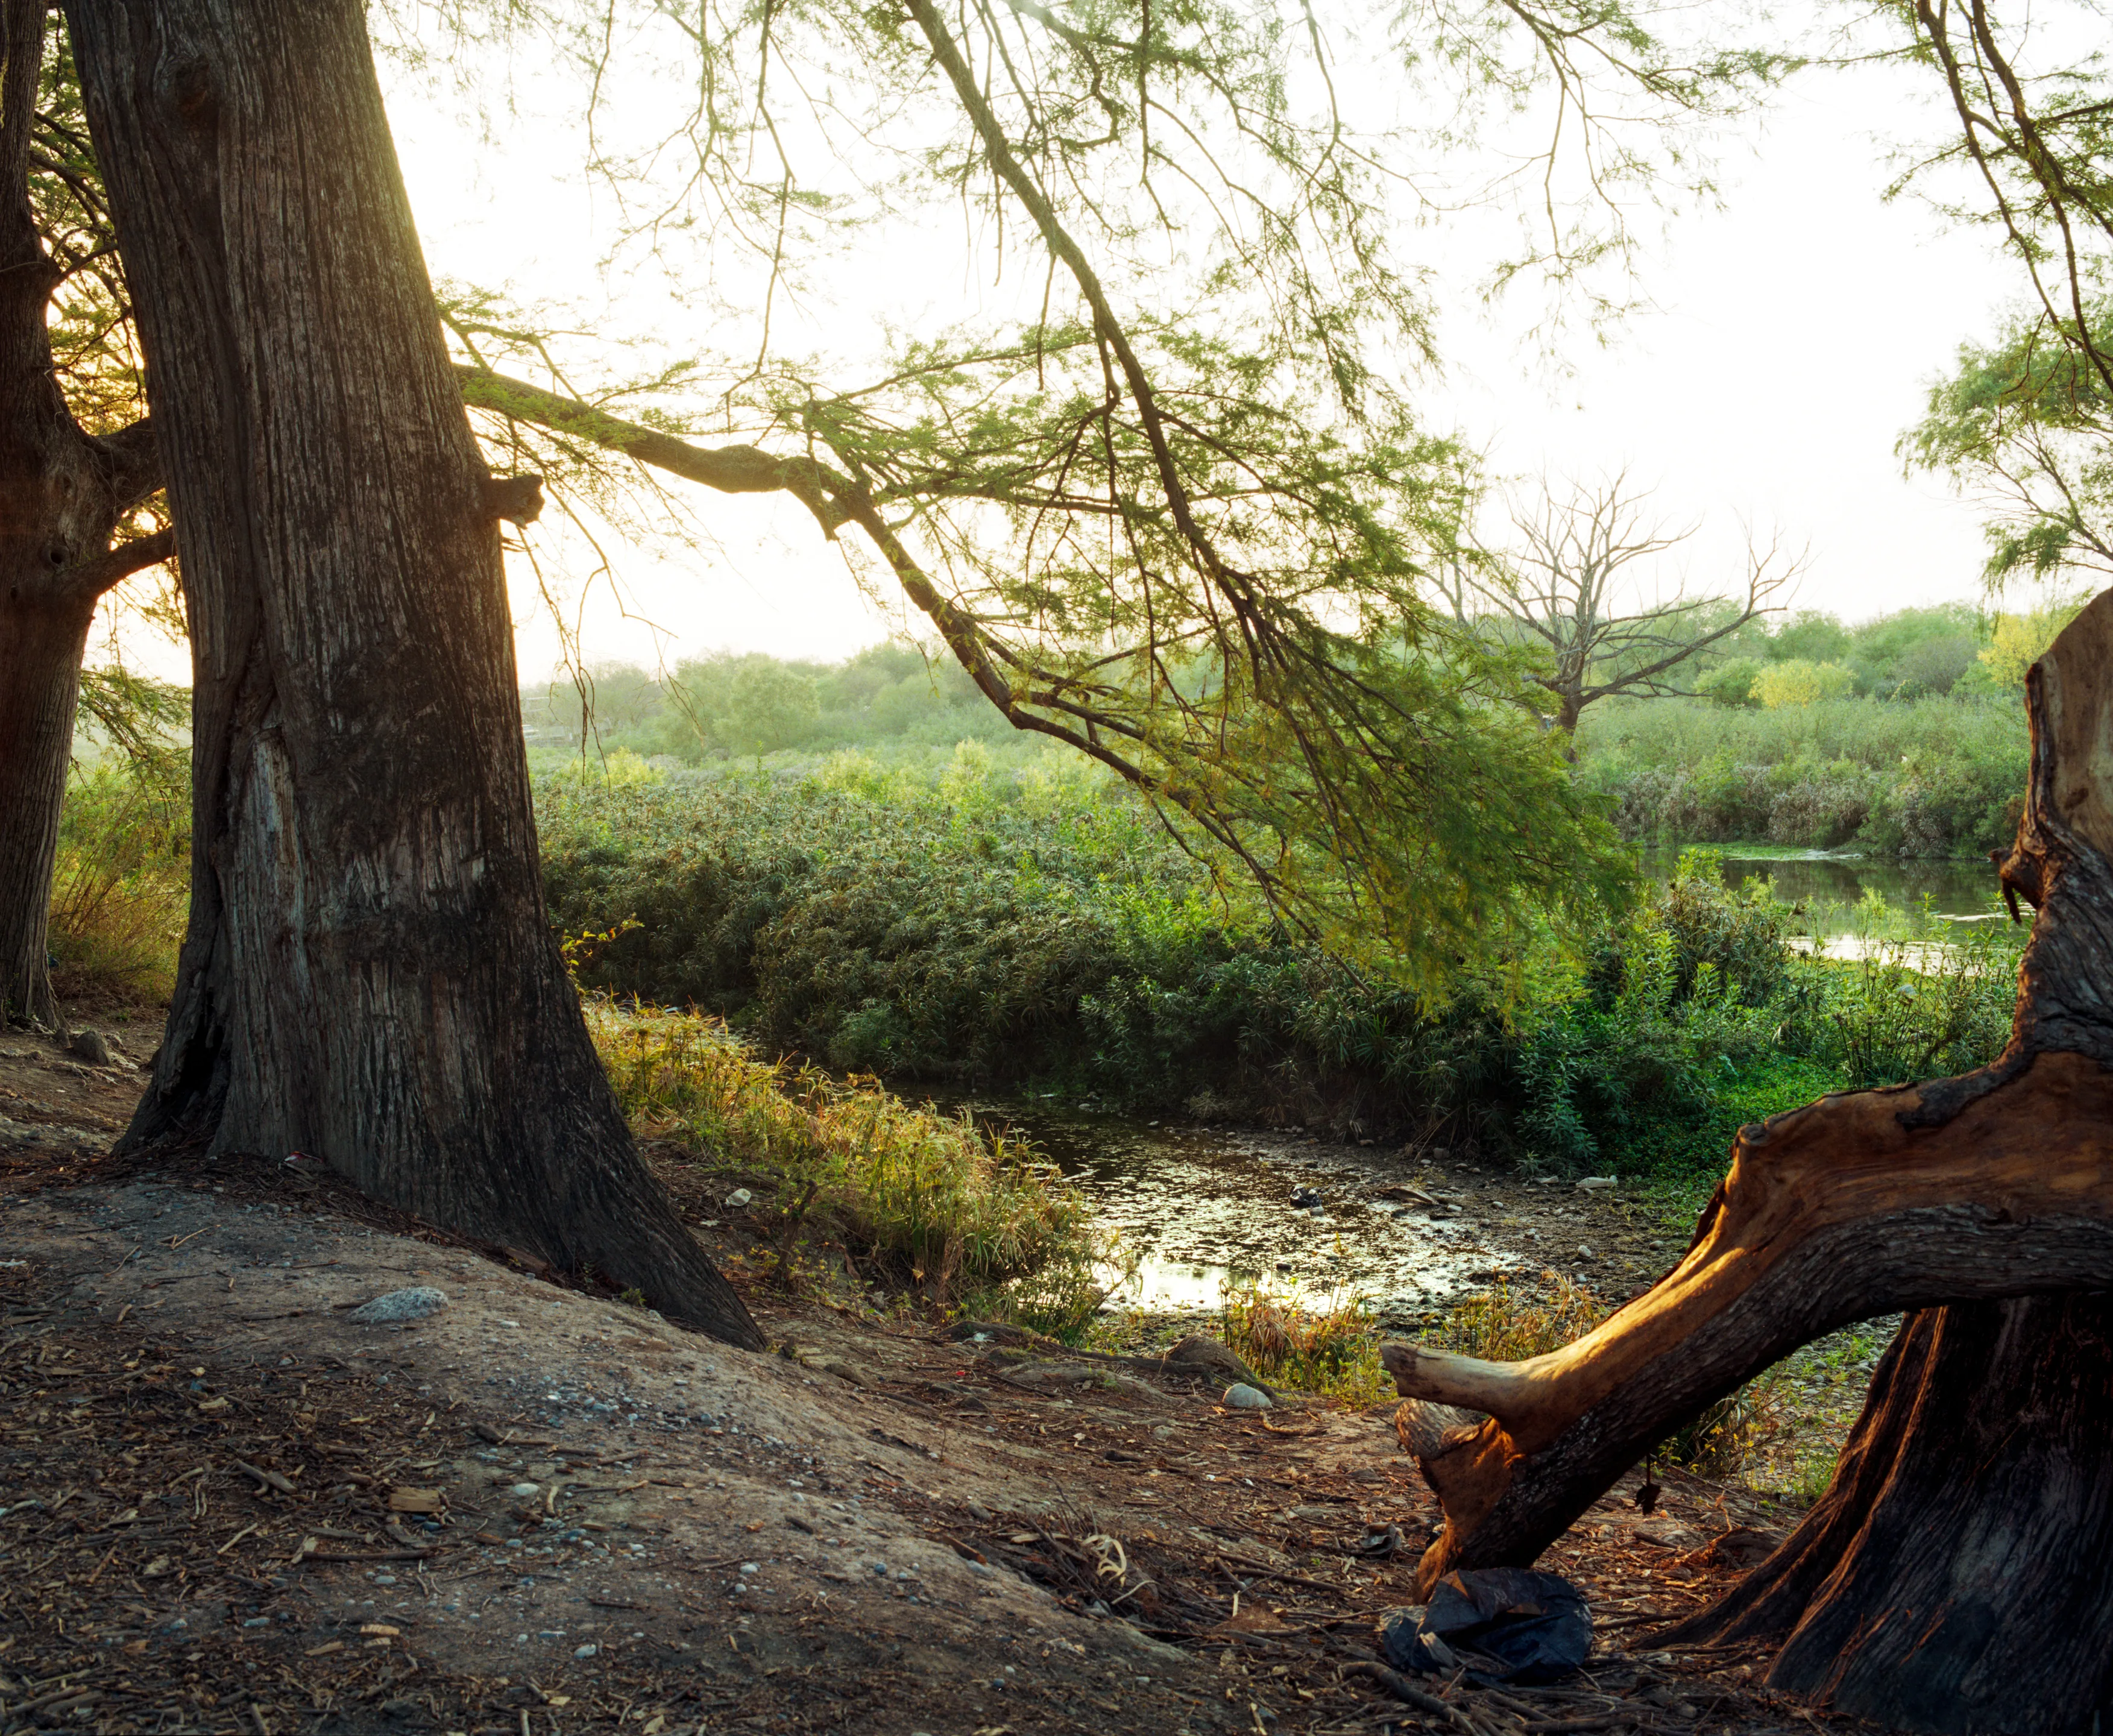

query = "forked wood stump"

[{"left": 1379, "top": 591, "right": 2113, "bottom": 1733}]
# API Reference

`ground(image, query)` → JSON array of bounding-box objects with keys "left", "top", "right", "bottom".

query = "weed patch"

[
  {"left": 590, "top": 1001, "right": 1116, "bottom": 1337},
  {"left": 1218, "top": 1278, "right": 1392, "bottom": 1406}
]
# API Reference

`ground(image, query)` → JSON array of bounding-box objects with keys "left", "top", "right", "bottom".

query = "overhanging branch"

[{"left": 55, "top": 526, "right": 174, "bottom": 603}]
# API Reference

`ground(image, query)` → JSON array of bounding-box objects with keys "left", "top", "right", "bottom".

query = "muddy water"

[
  {"left": 1644, "top": 849, "right": 2000, "bottom": 926},
  {"left": 953, "top": 1099, "right": 1539, "bottom": 1326}
]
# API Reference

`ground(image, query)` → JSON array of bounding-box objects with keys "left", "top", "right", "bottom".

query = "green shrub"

[
  {"left": 1695, "top": 656, "right": 1763, "bottom": 707},
  {"left": 545, "top": 768, "right": 1965, "bottom": 1180}
]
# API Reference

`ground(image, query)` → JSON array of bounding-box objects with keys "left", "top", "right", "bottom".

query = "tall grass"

[
  {"left": 1428, "top": 1272, "right": 1605, "bottom": 1361},
  {"left": 588, "top": 999, "right": 1116, "bottom": 1335},
  {"left": 1219, "top": 1277, "right": 1392, "bottom": 1405},
  {"left": 47, "top": 755, "right": 189, "bottom": 1010}
]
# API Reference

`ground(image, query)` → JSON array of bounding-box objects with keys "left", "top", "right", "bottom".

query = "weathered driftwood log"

[{"left": 1380, "top": 590, "right": 2113, "bottom": 1734}]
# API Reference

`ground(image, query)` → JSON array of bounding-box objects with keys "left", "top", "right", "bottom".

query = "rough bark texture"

[
  {"left": 63, "top": 0, "right": 761, "bottom": 1348},
  {"left": 1380, "top": 587, "right": 2113, "bottom": 1732},
  {"left": 0, "top": 1, "right": 160, "bottom": 1031},
  {"left": 1660, "top": 1296, "right": 2113, "bottom": 1732}
]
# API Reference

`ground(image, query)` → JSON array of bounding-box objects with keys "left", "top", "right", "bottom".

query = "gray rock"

[
  {"left": 723, "top": 1187, "right": 754, "bottom": 1208},
  {"left": 68, "top": 1028, "right": 112, "bottom": 1066},
  {"left": 347, "top": 1286, "right": 449, "bottom": 1324},
  {"left": 1223, "top": 1383, "right": 1272, "bottom": 1410}
]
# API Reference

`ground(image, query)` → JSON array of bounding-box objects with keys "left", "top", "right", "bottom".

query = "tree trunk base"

[{"left": 1663, "top": 1297, "right": 2113, "bottom": 1735}]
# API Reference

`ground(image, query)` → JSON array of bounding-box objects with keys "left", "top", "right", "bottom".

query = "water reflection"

[{"left": 1643, "top": 849, "right": 2000, "bottom": 929}]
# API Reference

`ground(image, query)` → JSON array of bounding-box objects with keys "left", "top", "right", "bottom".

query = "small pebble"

[
  {"left": 510, "top": 1483, "right": 541, "bottom": 1497},
  {"left": 574, "top": 1644, "right": 598, "bottom": 1659}
]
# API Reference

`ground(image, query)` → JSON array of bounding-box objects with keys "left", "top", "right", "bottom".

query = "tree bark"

[
  {"left": 63, "top": 0, "right": 762, "bottom": 1348},
  {"left": 0, "top": 0, "right": 160, "bottom": 1031},
  {"left": 1379, "top": 587, "right": 2113, "bottom": 1732},
  {"left": 1658, "top": 1295, "right": 2113, "bottom": 1734},
  {"left": 0, "top": 588, "right": 97, "bottom": 1032}
]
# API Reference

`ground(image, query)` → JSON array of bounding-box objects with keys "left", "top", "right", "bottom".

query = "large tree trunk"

[
  {"left": 1379, "top": 589, "right": 2113, "bottom": 1732},
  {"left": 63, "top": 0, "right": 763, "bottom": 1349},
  {"left": 0, "top": 0, "right": 158, "bottom": 1031},
  {"left": 1658, "top": 1295, "right": 2113, "bottom": 1732}
]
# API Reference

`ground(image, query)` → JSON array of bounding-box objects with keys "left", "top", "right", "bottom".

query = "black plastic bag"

[{"left": 1379, "top": 1568, "right": 1592, "bottom": 1685}]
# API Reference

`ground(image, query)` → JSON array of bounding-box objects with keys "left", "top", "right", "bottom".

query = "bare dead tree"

[{"left": 1441, "top": 472, "right": 1797, "bottom": 738}]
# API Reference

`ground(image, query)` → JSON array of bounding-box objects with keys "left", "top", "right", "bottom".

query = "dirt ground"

[{"left": 0, "top": 1030, "right": 1876, "bottom": 1736}]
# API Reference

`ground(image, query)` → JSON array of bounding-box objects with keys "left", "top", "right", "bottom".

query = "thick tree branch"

[
  {"left": 455, "top": 365, "right": 850, "bottom": 533},
  {"left": 54, "top": 526, "right": 173, "bottom": 602},
  {"left": 94, "top": 415, "right": 161, "bottom": 508},
  {"left": 455, "top": 359, "right": 1305, "bottom": 899}
]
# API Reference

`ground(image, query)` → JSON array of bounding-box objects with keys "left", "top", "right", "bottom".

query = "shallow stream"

[
  {"left": 1645, "top": 849, "right": 2000, "bottom": 925},
  {"left": 948, "top": 1099, "right": 1587, "bottom": 1325}
]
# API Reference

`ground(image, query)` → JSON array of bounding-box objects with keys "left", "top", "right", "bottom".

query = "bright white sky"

[{"left": 104, "top": 22, "right": 2024, "bottom": 687}]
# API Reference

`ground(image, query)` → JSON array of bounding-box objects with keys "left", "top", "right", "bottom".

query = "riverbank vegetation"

[
  {"left": 589, "top": 999, "right": 1115, "bottom": 1337},
  {"left": 50, "top": 687, "right": 2024, "bottom": 1186},
  {"left": 543, "top": 747, "right": 2023, "bottom": 1177}
]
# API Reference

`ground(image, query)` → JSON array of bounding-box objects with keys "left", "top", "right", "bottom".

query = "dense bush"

[
  {"left": 1574, "top": 695, "right": 2028, "bottom": 856},
  {"left": 544, "top": 753, "right": 2024, "bottom": 1179}
]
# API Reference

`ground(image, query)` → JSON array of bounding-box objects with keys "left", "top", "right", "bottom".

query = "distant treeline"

[
  {"left": 1567, "top": 601, "right": 2056, "bottom": 858},
  {"left": 521, "top": 643, "right": 1013, "bottom": 760},
  {"left": 1674, "top": 599, "right": 2066, "bottom": 708},
  {"left": 526, "top": 602, "right": 2050, "bottom": 857},
  {"left": 527, "top": 604, "right": 2042, "bottom": 767}
]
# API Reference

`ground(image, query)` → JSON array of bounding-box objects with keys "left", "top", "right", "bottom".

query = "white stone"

[
  {"left": 1223, "top": 1383, "right": 1272, "bottom": 1410},
  {"left": 347, "top": 1286, "right": 448, "bottom": 1324}
]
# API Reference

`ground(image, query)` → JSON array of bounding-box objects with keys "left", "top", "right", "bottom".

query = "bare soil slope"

[{"left": 0, "top": 1033, "right": 1866, "bottom": 1736}]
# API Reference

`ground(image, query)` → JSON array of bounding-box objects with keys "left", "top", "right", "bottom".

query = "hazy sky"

[{"left": 102, "top": 22, "right": 2024, "bottom": 687}]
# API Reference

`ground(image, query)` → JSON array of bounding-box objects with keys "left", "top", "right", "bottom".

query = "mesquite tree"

[
  {"left": 10, "top": 0, "right": 1755, "bottom": 1347},
  {"left": 12, "top": 0, "right": 1773, "bottom": 1011},
  {"left": 61, "top": 0, "right": 761, "bottom": 1347},
  {"left": 1437, "top": 473, "right": 1794, "bottom": 738},
  {"left": 0, "top": 4, "right": 167, "bottom": 1032}
]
